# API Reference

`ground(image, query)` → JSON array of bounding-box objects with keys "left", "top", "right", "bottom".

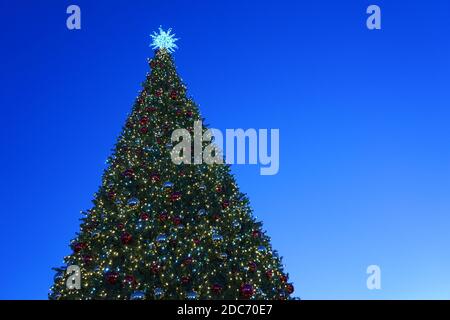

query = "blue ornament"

[
  {"left": 257, "top": 245, "right": 267, "bottom": 253},
  {"left": 198, "top": 209, "right": 207, "bottom": 216},
  {"left": 154, "top": 287, "right": 164, "bottom": 298},
  {"left": 163, "top": 181, "right": 174, "bottom": 188},
  {"left": 127, "top": 197, "right": 140, "bottom": 206},
  {"left": 212, "top": 233, "right": 223, "bottom": 242},
  {"left": 156, "top": 234, "right": 167, "bottom": 243},
  {"left": 219, "top": 252, "right": 228, "bottom": 260},
  {"left": 144, "top": 145, "right": 156, "bottom": 153},
  {"left": 186, "top": 291, "right": 198, "bottom": 300},
  {"left": 91, "top": 231, "right": 100, "bottom": 239},
  {"left": 54, "top": 271, "right": 64, "bottom": 282},
  {"left": 130, "top": 291, "right": 146, "bottom": 300},
  {"left": 50, "top": 293, "right": 62, "bottom": 300}
]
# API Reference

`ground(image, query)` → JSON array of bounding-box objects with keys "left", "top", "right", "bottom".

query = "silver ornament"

[{"left": 198, "top": 209, "right": 207, "bottom": 216}]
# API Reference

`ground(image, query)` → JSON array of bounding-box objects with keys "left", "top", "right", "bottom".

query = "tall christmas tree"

[{"left": 50, "top": 28, "right": 294, "bottom": 300}]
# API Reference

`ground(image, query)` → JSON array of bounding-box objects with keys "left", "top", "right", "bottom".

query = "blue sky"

[{"left": 0, "top": 0, "right": 449, "bottom": 299}]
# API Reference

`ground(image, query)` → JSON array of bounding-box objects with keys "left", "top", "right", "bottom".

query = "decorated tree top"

[{"left": 150, "top": 27, "right": 179, "bottom": 53}]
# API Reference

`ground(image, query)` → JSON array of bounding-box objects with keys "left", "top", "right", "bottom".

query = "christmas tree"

[{"left": 50, "top": 28, "right": 294, "bottom": 300}]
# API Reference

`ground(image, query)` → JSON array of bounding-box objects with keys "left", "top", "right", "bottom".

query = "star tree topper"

[{"left": 150, "top": 27, "right": 179, "bottom": 53}]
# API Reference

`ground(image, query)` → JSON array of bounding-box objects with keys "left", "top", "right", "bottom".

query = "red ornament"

[
  {"left": 150, "top": 263, "right": 160, "bottom": 274},
  {"left": 155, "top": 88, "right": 163, "bottom": 97},
  {"left": 193, "top": 238, "right": 200, "bottom": 245},
  {"left": 140, "top": 127, "right": 148, "bottom": 134},
  {"left": 146, "top": 106, "right": 157, "bottom": 113},
  {"left": 106, "top": 272, "right": 119, "bottom": 285},
  {"left": 117, "top": 223, "right": 125, "bottom": 230},
  {"left": 150, "top": 173, "right": 160, "bottom": 183},
  {"left": 140, "top": 116, "right": 149, "bottom": 125},
  {"left": 170, "top": 192, "right": 181, "bottom": 201},
  {"left": 248, "top": 262, "right": 257, "bottom": 272},
  {"left": 108, "top": 191, "right": 116, "bottom": 200},
  {"left": 121, "top": 232, "right": 133, "bottom": 245},
  {"left": 212, "top": 213, "right": 220, "bottom": 221},
  {"left": 211, "top": 283, "right": 223, "bottom": 294},
  {"left": 221, "top": 200, "right": 230, "bottom": 209},
  {"left": 181, "top": 276, "right": 190, "bottom": 284},
  {"left": 150, "top": 60, "right": 156, "bottom": 68},
  {"left": 82, "top": 255, "right": 93, "bottom": 264},
  {"left": 172, "top": 216, "right": 182, "bottom": 225},
  {"left": 73, "top": 242, "right": 86, "bottom": 253},
  {"left": 123, "top": 168, "right": 134, "bottom": 178},
  {"left": 124, "top": 274, "right": 136, "bottom": 286},
  {"left": 158, "top": 212, "right": 168, "bottom": 222},
  {"left": 175, "top": 109, "right": 182, "bottom": 116},
  {"left": 265, "top": 270, "right": 273, "bottom": 279},
  {"left": 286, "top": 283, "right": 294, "bottom": 294},
  {"left": 140, "top": 212, "right": 149, "bottom": 221},
  {"left": 240, "top": 284, "right": 254, "bottom": 298},
  {"left": 215, "top": 185, "right": 223, "bottom": 193},
  {"left": 252, "top": 230, "right": 261, "bottom": 238},
  {"left": 183, "top": 257, "right": 193, "bottom": 265},
  {"left": 280, "top": 275, "right": 288, "bottom": 283},
  {"left": 170, "top": 90, "right": 177, "bottom": 99},
  {"left": 185, "top": 110, "right": 193, "bottom": 118}
]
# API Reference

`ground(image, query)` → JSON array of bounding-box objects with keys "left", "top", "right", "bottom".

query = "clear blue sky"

[{"left": 0, "top": 0, "right": 449, "bottom": 299}]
